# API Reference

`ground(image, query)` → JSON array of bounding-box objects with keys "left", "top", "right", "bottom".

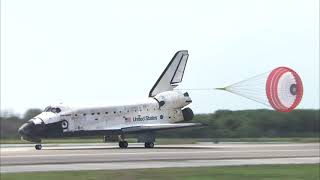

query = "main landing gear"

[
  {"left": 117, "top": 135, "right": 155, "bottom": 148},
  {"left": 118, "top": 141, "right": 154, "bottom": 148},
  {"left": 118, "top": 135, "right": 155, "bottom": 148},
  {"left": 118, "top": 135, "right": 128, "bottom": 148},
  {"left": 35, "top": 144, "right": 42, "bottom": 150},
  {"left": 118, "top": 141, "right": 128, "bottom": 148}
]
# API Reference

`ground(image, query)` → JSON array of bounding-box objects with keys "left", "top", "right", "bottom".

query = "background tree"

[
  {"left": 1, "top": 108, "right": 319, "bottom": 139},
  {"left": 23, "top": 109, "right": 42, "bottom": 121}
]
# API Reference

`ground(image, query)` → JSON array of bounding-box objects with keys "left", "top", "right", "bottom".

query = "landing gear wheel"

[
  {"left": 144, "top": 142, "right": 154, "bottom": 148},
  {"left": 35, "top": 144, "right": 42, "bottom": 150},
  {"left": 119, "top": 141, "right": 128, "bottom": 148}
]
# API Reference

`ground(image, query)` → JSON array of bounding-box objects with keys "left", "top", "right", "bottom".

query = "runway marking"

[
  {"left": 1, "top": 143, "right": 319, "bottom": 154},
  {"left": 1, "top": 143, "right": 318, "bottom": 148},
  {"left": 2, "top": 143, "right": 319, "bottom": 173},
  {"left": 1, "top": 157, "right": 319, "bottom": 173},
  {"left": 2, "top": 149, "right": 318, "bottom": 158}
]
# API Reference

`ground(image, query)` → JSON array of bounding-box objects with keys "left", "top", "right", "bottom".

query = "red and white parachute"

[{"left": 218, "top": 67, "right": 303, "bottom": 112}]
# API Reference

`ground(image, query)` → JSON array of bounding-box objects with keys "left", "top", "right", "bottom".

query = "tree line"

[
  {"left": 0, "top": 109, "right": 319, "bottom": 139},
  {"left": 159, "top": 109, "right": 319, "bottom": 138}
]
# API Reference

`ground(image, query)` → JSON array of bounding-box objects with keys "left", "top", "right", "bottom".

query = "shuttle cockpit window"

[
  {"left": 51, "top": 107, "right": 61, "bottom": 113},
  {"left": 184, "top": 92, "right": 189, "bottom": 97},
  {"left": 43, "top": 106, "right": 61, "bottom": 113},
  {"left": 44, "top": 106, "right": 52, "bottom": 112}
]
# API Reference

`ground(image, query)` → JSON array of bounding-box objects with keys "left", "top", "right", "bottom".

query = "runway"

[{"left": 1, "top": 143, "right": 319, "bottom": 173}]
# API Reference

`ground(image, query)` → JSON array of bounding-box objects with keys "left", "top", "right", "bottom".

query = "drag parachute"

[{"left": 218, "top": 67, "right": 303, "bottom": 112}]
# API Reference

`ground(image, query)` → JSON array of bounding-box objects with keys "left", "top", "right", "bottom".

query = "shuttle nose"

[{"left": 18, "top": 122, "right": 35, "bottom": 137}]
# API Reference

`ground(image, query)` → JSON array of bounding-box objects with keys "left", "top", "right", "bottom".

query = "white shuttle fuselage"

[{"left": 18, "top": 50, "right": 200, "bottom": 149}]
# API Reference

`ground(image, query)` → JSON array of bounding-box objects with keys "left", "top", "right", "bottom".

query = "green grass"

[
  {"left": 1, "top": 164, "right": 319, "bottom": 180},
  {"left": 1, "top": 137, "right": 319, "bottom": 144}
]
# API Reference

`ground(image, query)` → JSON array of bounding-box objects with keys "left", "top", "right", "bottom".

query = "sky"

[{"left": 1, "top": 0, "right": 319, "bottom": 115}]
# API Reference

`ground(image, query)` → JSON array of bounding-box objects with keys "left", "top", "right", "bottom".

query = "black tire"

[
  {"left": 119, "top": 141, "right": 128, "bottom": 148},
  {"left": 119, "top": 141, "right": 123, "bottom": 148},
  {"left": 35, "top": 144, "right": 42, "bottom": 150},
  {"left": 148, "top": 142, "right": 154, "bottom": 148},
  {"left": 123, "top": 141, "right": 128, "bottom": 148},
  {"left": 145, "top": 142, "right": 154, "bottom": 148}
]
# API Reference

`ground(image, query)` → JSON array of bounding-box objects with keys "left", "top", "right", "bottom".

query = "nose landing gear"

[
  {"left": 35, "top": 144, "right": 42, "bottom": 150},
  {"left": 144, "top": 142, "right": 154, "bottom": 148}
]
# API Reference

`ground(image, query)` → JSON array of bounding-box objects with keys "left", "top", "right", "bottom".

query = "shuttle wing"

[
  {"left": 149, "top": 50, "right": 189, "bottom": 97},
  {"left": 121, "top": 123, "right": 202, "bottom": 133}
]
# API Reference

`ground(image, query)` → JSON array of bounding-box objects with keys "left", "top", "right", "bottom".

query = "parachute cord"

[
  {"left": 227, "top": 90, "right": 270, "bottom": 107},
  {"left": 177, "top": 88, "right": 270, "bottom": 107},
  {"left": 175, "top": 88, "right": 215, "bottom": 91},
  {"left": 225, "top": 71, "right": 270, "bottom": 89}
]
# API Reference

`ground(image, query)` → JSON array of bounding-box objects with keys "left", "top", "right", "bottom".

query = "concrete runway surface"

[{"left": 1, "top": 143, "right": 319, "bottom": 173}]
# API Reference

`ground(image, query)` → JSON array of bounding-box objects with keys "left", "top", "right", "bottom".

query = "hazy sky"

[{"left": 1, "top": 0, "right": 319, "bottom": 115}]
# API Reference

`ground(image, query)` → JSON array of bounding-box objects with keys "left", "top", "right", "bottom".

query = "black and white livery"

[{"left": 18, "top": 50, "right": 200, "bottom": 150}]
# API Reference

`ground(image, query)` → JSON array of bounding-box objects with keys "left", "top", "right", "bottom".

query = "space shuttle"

[{"left": 18, "top": 50, "right": 201, "bottom": 150}]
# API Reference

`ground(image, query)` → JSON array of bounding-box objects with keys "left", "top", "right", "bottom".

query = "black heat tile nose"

[{"left": 18, "top": 122, "right": 35, "bottom": 137}]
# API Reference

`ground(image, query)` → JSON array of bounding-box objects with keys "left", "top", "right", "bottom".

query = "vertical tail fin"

[{"left": 149, "top": 50, "right": 189, "bottom": 97}]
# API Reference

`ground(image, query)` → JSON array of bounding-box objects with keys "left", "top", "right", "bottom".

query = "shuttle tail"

[{"left": 149, "top": 50, "right": 189, "bottom": 97}]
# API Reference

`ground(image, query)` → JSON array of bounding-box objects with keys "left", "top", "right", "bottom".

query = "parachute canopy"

[{"left": 218, "top": 67, "right": 303, "bottom": 112}]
